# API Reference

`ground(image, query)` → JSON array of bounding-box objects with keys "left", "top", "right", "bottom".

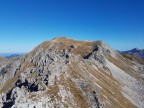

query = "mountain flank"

[{"left": 0, "top": 37, "right": 144, "bottom": 108}]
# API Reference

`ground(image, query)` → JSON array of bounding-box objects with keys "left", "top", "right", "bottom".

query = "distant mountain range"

[
  {"left": 0, "top": 53, "right": 24, "bottom": 59},
  {"left": 122, "top": 48, "right": 144, "bottom": 59}
]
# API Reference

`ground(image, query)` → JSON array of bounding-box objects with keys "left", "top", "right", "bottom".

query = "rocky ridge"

[{"left": 0, "top": 37, "right": 144, "bottom": 108}]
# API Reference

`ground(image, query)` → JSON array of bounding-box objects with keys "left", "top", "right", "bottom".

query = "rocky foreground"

[{"left": 0, "top": 37, "right": 144, "bottom": 108}]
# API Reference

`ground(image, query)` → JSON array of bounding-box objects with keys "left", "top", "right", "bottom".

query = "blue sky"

[{"left": 0, "top": 0, "right": 144, "bottom": 53}]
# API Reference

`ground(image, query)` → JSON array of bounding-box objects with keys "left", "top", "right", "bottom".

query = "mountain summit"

[{"left": 0, "top": 37, "right": 144, "bottom": 108}]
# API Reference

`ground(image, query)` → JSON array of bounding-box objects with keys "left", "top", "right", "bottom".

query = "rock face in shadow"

[
  {"left": 0, "top": 37, "right": 143, "bottom": 108},
  {"left": 2, "top": 89, "right": 15, "bottom": 108}
]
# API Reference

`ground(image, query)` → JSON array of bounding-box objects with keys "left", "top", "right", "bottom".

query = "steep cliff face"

[{"left": 0, "top": 37, "right": 144, "bottom": 108}]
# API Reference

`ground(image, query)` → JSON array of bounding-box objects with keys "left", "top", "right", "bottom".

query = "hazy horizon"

[{"left": 0, "top": 0, "right": 144, "bottom": 53}]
